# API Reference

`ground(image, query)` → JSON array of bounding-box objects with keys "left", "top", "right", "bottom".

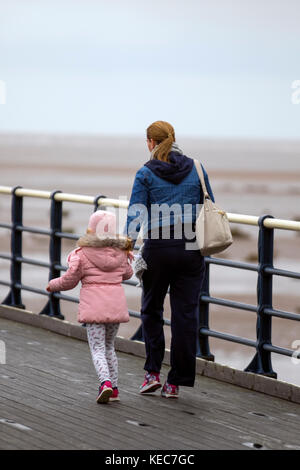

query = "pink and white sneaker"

[
  {"left": 140, "top": 372, "right": 161, "bottom": 394},
  {"left": 109, "top": 387, "right": 120, "bottom": 402},
  {"left": 97, "top": 380, "right": 113, "bottom": 404},
  {"left": 161, "top": 382, "right": 179, "bottom": 398}
]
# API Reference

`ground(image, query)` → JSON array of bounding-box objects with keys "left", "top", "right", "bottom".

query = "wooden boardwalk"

[{"left": 0, "top": 317, "right": 299, "bottom": 451}]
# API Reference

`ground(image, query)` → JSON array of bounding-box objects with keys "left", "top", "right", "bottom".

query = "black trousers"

[{"left": 141, "top": 237, "right": 205, "bottom": 387}]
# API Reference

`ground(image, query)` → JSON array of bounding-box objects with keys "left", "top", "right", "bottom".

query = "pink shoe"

[
  {"left": 97, "top": 380, "right": 113, "bottom": 404},
  {"left": 109, "top": 387, "right": 120, "bottom": 402},
  {"left": 161, "top": 382, "right": 179, "bottom": 398},
  {"left": 140, "top": 372, "right": 161, "bottom": 394}
]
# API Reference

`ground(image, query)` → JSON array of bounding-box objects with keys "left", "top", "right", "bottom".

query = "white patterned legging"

[{"left": 86, "top": 323, "right": 119, "bottom": 387}]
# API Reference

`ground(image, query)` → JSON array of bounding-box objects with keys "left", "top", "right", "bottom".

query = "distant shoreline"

[{"left": 1, "top": 131, "right": 300, "bottom": 145}]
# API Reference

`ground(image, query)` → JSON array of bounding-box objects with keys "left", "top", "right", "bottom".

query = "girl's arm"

[{"left": 46, "top": 249, "right": 82, "bottom": 292}]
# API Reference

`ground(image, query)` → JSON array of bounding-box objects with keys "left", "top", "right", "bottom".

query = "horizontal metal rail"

[
  {"left": 200, "top": 327, "right": 257, "bottom": 348},
  {"left": 15, "top": 225, "right": 52, "bottom": 236},
  {"left": 55, "top": 232, "right": 81, "bottom": 240},
  {"left": 200, "top": 328, "right": 300, "bottom": 360},
  {"left": 1, "top": 185, "right": 300, "bottom": 377},
  {"left": 0, "top": 223, "right": 12, "bottom": 230},
  {"left": 263, "top": 343, "right": 300, "bottom": 359},
  {"left": 0, "top": 254, "right": 11, "bottom": 261},
  {"left": 264, "top": 266, "right": 300, "bottom": 280},
  {"left": 53, "top": 292, "right": 79, "bottom": 303},
  {"left": 15, "top": 256, "right": 50, "bottom": 269},
  {"left": 206, "top": 257, "right": 259, "bottom": 272},
  {"left": 201, "top": 295, "right": 258, "bottom": 313},
  {"left": 14, "top": 282, "right": 49, "bottom": 297},
  {"left": 128, "top": 309, "right": 171, "bottom": 326},
  {"left": 264, "top": 308, "right": 300, "bottom": 322},
  {"left": 1, "top": 185, "right": 300, "bottom": 231}
]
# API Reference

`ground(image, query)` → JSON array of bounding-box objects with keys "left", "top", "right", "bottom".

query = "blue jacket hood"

[{"left": 144, "top": 152, "right": 194, "bottom": 185}]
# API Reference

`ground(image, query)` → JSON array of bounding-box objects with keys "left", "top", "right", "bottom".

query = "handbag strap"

[{"left": 193, "top": 159, "right": 210, "bottom": 199}]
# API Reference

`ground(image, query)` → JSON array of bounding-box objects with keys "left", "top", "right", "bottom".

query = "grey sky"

[{"left": 0, "top": 0, "right": 300, "bottom": 137}]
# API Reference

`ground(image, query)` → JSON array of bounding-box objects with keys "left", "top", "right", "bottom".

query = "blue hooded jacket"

[{"left": 124, "top": 151, "right": 215, "bottom": 243}]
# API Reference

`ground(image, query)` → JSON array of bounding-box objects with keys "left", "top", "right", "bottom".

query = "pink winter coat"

[{"left": 48, "top": 234, "right": 133, "bottom": 324}]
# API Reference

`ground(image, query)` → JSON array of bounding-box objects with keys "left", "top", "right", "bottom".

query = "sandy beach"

[{"left": 0, "top": 133, "right": 300, "bottom": 385}]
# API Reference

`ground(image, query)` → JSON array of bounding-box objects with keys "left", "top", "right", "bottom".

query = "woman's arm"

[{"left": 124, "top": 168, "right": 149, "bottom": 245}]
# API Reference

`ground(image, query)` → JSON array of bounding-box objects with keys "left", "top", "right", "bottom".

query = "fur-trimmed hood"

[
  {"left": 76, "top": 233, "right": 132, "bottom": 272},
  {"left": 77, "top": 233, "right": 131, "bottom": 250}
]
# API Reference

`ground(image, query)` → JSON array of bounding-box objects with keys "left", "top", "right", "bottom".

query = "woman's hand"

[{"left": 46, "top": 284, "right": 51, "bottom": 292}]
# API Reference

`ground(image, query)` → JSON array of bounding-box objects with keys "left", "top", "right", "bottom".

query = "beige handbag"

[{"left": 194, "top": 159, "right": 233, "bottom": 256}]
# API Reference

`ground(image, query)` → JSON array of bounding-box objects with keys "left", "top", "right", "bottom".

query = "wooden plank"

[
  {"left": 1, "top": 365, "right": 221, "bottom": 449},
  {"left": 0, "top": 365, "right": 177, "bottom": 449},
  {"left": 0, "top": 317, "right": 299, "bottom": 450},
  {"left": 0, "top": 414, "right": 63, "bottom": 450},
  {"left": 0, "top": 384, "right": 165, "bottom": 450}
]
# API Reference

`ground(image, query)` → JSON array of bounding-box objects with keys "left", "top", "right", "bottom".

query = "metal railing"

[{"left": 1, "top": 184, "right": 300, "bottom": 377}]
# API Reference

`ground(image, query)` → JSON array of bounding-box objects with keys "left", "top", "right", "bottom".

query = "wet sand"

[{"left": 0, "top": 133, "right": 300, "bottom": 385}]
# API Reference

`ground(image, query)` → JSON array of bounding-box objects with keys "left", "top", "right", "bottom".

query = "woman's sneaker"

[
  {"left": 161, "top": 382, "right": 179, "bottom": 398},
  {"left": 109, "top": 387, "right": 120, "bottom": 402},
  {"left": 97, "top": 380, "right": 113, "bottom": 404},
  {"left": 140, "top": 372, "right": 161, "bottom": 394}
]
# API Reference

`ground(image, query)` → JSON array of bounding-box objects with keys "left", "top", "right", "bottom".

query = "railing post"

[
  {"left": 197, "top": 258, "right": 215, "bottom": 361},
  {"left": 244, "top": 214, "right": 277, "bottom": 378},
  {"left": 2, "top": 186, "right": 25, "bottom": 309},
  {"left": 40, "top": 191, "right": 64, "bottom": 319}
]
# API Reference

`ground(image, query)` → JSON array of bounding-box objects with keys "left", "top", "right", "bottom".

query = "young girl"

[{"left": 46, "top": 210, "right": 133, "bottom": 404}]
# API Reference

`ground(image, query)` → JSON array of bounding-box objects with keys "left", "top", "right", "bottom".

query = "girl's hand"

[{"left": 46, "top": 284, "right": 51, "bottom": 292}]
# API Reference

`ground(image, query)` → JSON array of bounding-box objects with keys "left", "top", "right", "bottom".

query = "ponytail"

[{"left": 146, "top": 121, "right": 175, "bottom": 162}]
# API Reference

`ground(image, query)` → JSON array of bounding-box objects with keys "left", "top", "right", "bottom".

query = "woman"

[{"left": 124, "top": 120, "right": 215, "bottom": 399}]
